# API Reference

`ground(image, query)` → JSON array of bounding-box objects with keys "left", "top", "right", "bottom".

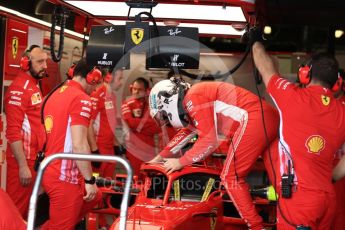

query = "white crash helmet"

[{"left": 149, "top": 78, "right": 190, "bottom": 128}]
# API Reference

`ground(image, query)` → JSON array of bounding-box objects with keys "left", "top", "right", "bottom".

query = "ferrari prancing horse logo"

[
  {"left": 131, "top": 28, "right": 144, "bottom": 45},
  {"left": 321, "top": 94, "right": 330, "bottom": 106},
  {"left": 12, "top": 37, "right": 19, "bottom": 59}
]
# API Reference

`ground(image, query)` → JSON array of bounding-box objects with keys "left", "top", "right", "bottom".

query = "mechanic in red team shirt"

[
  {"left": 252, "top": 30, "right": 345, "bottom": 229},
  {"left": 148, "top": 77, "right": 279, "bottom": 230},
  {"left": 331, "top": 144, "right": 345, "bottom": 230},
  {"left": 0, "top": 188, "right": 26, "bottom": 230},
  {"left": 331, "top": 76, "right": 345, "bottom": 230},
  {"left": 121, "top": 77, "right": 161, "bottom": 178},
  {"left": 40, "top": 59, "right": 102, "bottom": 230},
  {"left": 4, "top": 45, "right": 47, "bottom": 219},
  {"left": 88, "top": 70, "right": 120, "bottom": 178}
]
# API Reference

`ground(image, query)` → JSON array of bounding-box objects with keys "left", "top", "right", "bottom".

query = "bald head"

[{"left": 28, "top": 46, "right": 48, "bottom": 79}]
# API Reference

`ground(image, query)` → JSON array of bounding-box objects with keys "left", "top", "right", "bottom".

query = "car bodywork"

[{"left": 88, "top": 157, "right": 276, "bottom": 230}]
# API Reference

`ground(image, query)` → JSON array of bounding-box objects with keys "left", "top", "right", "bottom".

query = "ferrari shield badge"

[
  {"left": 131, "top": 28, "right": 144, "bottom": 45},
  {"left": 12, "top": 37, "right": 19, "bottom": 59},
  {"left": 321, "top": 94, "right": 330, "bottom": 106}
]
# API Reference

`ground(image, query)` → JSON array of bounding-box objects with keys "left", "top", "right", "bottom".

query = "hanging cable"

[
  {"left": 178, "top": 44, "right": 250, "bottom": 81},
  {"left": 81, "top": 16, "right": 89, "bottom": 58},
  {"left": 133, "top": 7, "right": 250, "bottom": 80},
  {"left": 50, "top": 5, "right": 69, "bottom": 62},
  {"left": 249, "top": 32, "right": 298, "bottom": 229}
]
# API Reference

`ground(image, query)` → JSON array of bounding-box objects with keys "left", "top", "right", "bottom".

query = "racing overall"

[{"left": 160, "top": 82, "right": 279, "bottom": 230}]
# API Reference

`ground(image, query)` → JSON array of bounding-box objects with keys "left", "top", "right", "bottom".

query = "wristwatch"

[{"left": 84, "top": 176, "right": 96, "bottom": 185}]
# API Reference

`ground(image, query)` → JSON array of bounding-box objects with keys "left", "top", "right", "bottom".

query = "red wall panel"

[{"left": 4, "top": 19, "right": 28, "bottom": 81}]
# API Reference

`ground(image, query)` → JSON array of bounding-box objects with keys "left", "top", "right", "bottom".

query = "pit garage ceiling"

[{"left": 2, "top": 0, "right": 345, "bottom": 52}]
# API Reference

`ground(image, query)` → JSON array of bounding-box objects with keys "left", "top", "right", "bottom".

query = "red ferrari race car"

[{"left": 88, "top": 155, "right": 276, "bottom": 230}]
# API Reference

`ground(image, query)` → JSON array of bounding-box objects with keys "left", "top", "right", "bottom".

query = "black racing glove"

[
  {"left": 91, "top": 149, "right": 101, "bottom": 169},
  {"left": 242, "top": 26, "right": 265, "bottom": 46},
  {"left": 249, "top": 26, "right": 265, "bottom": 46},
  {"left": 114, "top": 145, "right": 126, "bottom": 156}
]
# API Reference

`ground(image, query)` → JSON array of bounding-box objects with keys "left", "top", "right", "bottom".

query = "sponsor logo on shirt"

[
  {"left": 31, "top": 92, "right": 42, "bottom": 105},
  {"left": 132, "top": 108, "right": 142, "bottom": 118},
  {"left": 10, "top": 96, "right": 21, "bottom": 101},
  {"left": 186, "top": 100, "right": 193, "bottom": 112},
  {"left": 105, "top": 101, "right": 114, "bottom": 109},
  {"left": 44, "top": 115, "right": 53, "bottom": 133},
  {"left": 80, "top": 100, "right": 91, "bottom": 106},
  {"left": 276, "top": 78, "right": 291, "bottom": 90},
  {"left": 59, "top": 85, "right": 68, "bottom": 93},
  {"left": 10, "top": 90, "right": 23, "bottom": 95},
  {"left": 168, "top": 131, "right": 189, "bottom": 148},
  {"left": 8, "top": 100, "right": 21, "bottom": 106},
  {"left": 80, "top": 111, "right": 91, "bottom": 118},
  {"left": 82, "top": 106, "right": 91, "bottom": 112},
  {"left": 321, "top": 95, "right": 330, "bottom": 106},
  {"left": 192, "top": 146, "right": 214, "bottom": 162},
  {"left": 305, "top": 135, "right": 325, "bottom": 154}
]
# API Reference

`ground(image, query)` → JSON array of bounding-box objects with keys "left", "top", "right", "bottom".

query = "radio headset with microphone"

[
  {"left": 298, "top": 63, "right": 343, "bottom": 92},
  {"left": 66, "top": 63, "right": 102, "bottom": 85},
  {"left": 20, "top": 45, "right": 40, "bottom": 71}
]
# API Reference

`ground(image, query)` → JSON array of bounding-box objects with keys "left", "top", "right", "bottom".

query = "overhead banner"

[
  {"left": 146, "top": 26, "right": 200, "bottom": 70},
  {"left": 125, "top": 21, "right": 150, "bottom": 52},
  {"left": 86, "top": 25, "right": 129, "bottom": 69}
]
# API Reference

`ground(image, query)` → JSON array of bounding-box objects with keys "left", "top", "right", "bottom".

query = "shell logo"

[
  {"left": 305, "top": 135, "right": 325, "bottom": 154},
  {"left": 44, "top": 115, "right": 53, "bottom": 134}
]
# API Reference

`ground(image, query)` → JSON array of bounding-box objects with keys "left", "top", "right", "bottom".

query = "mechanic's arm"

[
  {"left": 333, "top": 154, "right": 345, "bottom": 181},
  {"left": 165, "top": 99, "right": 218, "bottom": 174},
  {"left": 121, "top": 102, "right": 141, "bottom": 129},
  {"left": 122, "top": 102, "right": 161, "bottom": 134},
  {"left": 87, "top": 120, "right": 98, "bottom": 152},
  {"left": 88, "top": 94, "right": 99, "bottom": 153},
  {"left": 148, "top": 127, "right": 196, "bottom": 163},
  {"left": 71, "top": 124, "right": 98, "bottom": 202},
  {"left": 5, "top": 88, "right": 32, "bottom": 187},
  {"left": 252, "top": 42, "right": 279, "bottom": 87},
  {"left": 333, "top": 159, "right": 345, "bottom": 181},
  {"left": 9, "top": 141, "right": 32, "bottom": 186}
]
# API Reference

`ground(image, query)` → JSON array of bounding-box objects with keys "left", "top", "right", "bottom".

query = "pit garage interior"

[{"left": 0, "top": 0, "right": 345, "bottom": 230}]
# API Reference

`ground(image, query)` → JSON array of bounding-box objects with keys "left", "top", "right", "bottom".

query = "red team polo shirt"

[
  {"left": 122, "top": 97, "right": 161, "bottom": 161},
  {"left": 44, "top": 80, "right": 92, "bottom": 184},
  {"left": 90, "top": 84, "right": 116, "bottom": 149},
  {"left": 267, "top": 74, "right": 345, "bottom": 192},
  {"left": 5, "top": 71, "right": 46, "bottom": 160}
]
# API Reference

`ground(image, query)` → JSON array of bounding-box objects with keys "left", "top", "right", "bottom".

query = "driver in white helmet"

[{"left": 148, "top": 77, "right": 279, "bottom": 230}]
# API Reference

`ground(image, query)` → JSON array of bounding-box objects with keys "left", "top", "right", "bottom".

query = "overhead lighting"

[
  {"left": 64, "top": 1, "right": 246, "bottom": 22},
  {"left": 0, "top": 5, "right": 88, "bottom": 39},
  {"left": 107, "top": 20, "right": 245, "bottom": 36},
  {"left": 335, "top": 30, "right": 344, "bottom": 38},
  {"left": 264, "top": 26, "right": 272, "bottom": 35}
]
